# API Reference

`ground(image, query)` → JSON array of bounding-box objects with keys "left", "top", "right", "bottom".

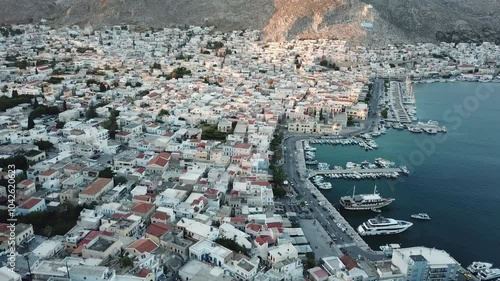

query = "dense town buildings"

[{"left": 0, "top": 23, "right": 498, "bottom": 281}]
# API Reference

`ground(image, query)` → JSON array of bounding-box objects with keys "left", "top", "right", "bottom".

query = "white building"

[
  {"left": 189, "top": 239, "right": 234, "bottom": 267},
  {"left": 392, "top": 247, "right": 460, "bottom": 281}
]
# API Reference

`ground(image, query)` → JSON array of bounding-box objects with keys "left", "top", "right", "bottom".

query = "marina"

[{"left": 314, "top": 82, "right": 500, "bottom": 268}]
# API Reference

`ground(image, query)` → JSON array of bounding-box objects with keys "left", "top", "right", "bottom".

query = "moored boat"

[
  {"left": 340, "top": 186, "right": 395, "bottom": 210},
  {"left": 468, "top": 262, "right": 494, "bottom": 274},
  {"left": 357, "top": 215, "right": 413, "bottom": 236}
]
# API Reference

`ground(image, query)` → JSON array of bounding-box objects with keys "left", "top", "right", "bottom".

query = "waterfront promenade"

[{"left": 295, "top": 140, "right": 372, "bottom": 251}]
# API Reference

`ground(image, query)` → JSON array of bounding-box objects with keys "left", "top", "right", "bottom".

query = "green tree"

[
  {"left": 273, "top": 186, "right": 287, "bottom": 198},
  {"left": 347, "top": 116, "right": 355, "bottom": 126},
  {"left": 42, "top": 225, "right": 53, "bottom": 238},
  {"left": 33, "top": 97, "right": 39, "bottom": 109},
  {"left": 120, "top": 256, "right": 134, "bottom": 268},
  {"left": 56, "top": 121, "right": 65, "bottom": 129},
  {"left": 380, "top": 108, "right": 388, "bottom": 119},
  {"left": 114, "top": 176, "right": 127, "bottom": 186},
  {"left": 99, "top": 82, "right": 107, "bottom": 92},
  {"left": 27, "top": 117, "right": 35, "bottom": 129},
  {"left": 34, "top": 140, "right": 54, "bottom": 151},
  {"left": 11, "top": 89, "right": 18, "bottom": 98},
  {"left": 305, "top": 252, "right": 316, "bottom": 269},
  {"left": 86, "top": 104, "right": 98, "bottom": 120},
  {"left": 214, "top": 238, "right": 249, "bottom": 255},
  {"left": 98, "top": 167, "right": 114, "bottom": 178}
]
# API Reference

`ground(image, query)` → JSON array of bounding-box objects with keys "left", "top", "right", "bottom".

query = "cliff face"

[{"left": 1, "top": 0, "right": 499, "bottom": 44}]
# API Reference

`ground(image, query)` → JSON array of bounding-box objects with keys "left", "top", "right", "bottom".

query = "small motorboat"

[{"left": 411, "top": 213, "right": 431, "bottom": 220}]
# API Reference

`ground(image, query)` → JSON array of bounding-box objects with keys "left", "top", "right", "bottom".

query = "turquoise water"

[{"left": 315, "top": 82, "right": 500, "bottom": 266}]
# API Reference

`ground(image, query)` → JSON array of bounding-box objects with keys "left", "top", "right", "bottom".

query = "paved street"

[
  {"left": 299, "top": 219, "right": 341, "bottom": 258},
  {"left": 282, "top": 80, "right": 385, "bottom": 261}
]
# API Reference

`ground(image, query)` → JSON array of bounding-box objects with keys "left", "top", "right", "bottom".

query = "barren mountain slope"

[{"left": 0, "top": 0, "right": 498, "bottom": 44}]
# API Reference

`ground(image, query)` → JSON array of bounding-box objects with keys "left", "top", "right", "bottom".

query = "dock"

[{"left": 308, "top": 167, "right": 403, "bottom": 178}]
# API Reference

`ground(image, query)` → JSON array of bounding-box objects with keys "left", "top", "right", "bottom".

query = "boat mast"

[
  {"left": 374, "top": 185, "right": 377, "bottom": 194},
  {"left": 353, "top": 186, "right": 356, "bottom": 197}
]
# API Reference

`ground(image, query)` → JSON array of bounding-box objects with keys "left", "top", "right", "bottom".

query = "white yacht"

[
  {"left": 380, "top": 243, "right": 401, "bottom": 257},
  {"left": 340, "top": 186, "right": 395, "bottom": 210},
  {"left": 357, "top": 215, "right": 413, "bottom": 236},
  {"left": 411, "top": 213, "right": 431, "bottom": 220},
  {"left": 468, "top": 262, "right": 494, "bottom": 274},
  {"left": 477, "top": 268, "right": 500, "bottom": 280}
]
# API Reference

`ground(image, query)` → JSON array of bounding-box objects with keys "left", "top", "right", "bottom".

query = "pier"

[
  {"left": 308, "top": 167, "right": 403, "bottom": 178},
  {"left": 388, "top": 81, "right": 412, "bottom": 123}
]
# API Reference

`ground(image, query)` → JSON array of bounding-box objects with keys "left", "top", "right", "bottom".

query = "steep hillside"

[{"left": 1, "top": 0, "right": 498, "bottom": 44}]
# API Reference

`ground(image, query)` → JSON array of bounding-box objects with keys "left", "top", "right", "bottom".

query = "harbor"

[
  {"left": 304, "top": 82, "right": 500, "bottom": 269},
  {"left": 294, "top": 139, "right": 375, "bottom": 253}
]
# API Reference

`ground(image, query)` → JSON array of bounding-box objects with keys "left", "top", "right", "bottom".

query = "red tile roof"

[
  {"left": 39, "top": 169, "right": 57, "bottom": 177},
  {"left": 127, "top": 238, "right": 158, "bottom": 253},
  {"left": 133, "top": 195, "right": 152, "bottom": 202},
  {"left": 146, "top": 222, "right": 174, "bottom": 238},
  {"left": 18, "top": 179, "right": 34, "bottom": 186},
  {"left": 78, "top": 231, "right": 114, "bottom": 247},
  {"left": 81, "top": 178, "right": 113, "bottom": 196},
  {"left": 234, "top": 142, "right": 251, "bottom": 149},
  {"left": 146, "top": 153, "right": 170, "bottom": 167},
  {"left": 266, "top": 222, "right": 283, "bottom": 229},
  {"left": 246, "top": 223, "right": 263, "bottom": 233},
  {"left": 251, "top": 181, "right": 271, "bottom": 186},
  {"left": 312, "top": 268, "right": 329, "bottom": 278},
  {"left": 19, "top": 198, "right": 42, "bottom": 209},
  {"left": 137, "top": 268, "right": 151, "bottom": 278},
  {"left": 230, "top": 217, "right": 246, "bottom": 223},
  {"left": 131, "top": 202, "right": 155, "bottom": 214},
  {"left": 191, "top": 196, "right": 208, "bottom": 206},
  {"left": 152, "top": 211, "right": 169, "bottom": 221},
  {"left": 255, "top": 236, "right": 266, "bottom": 246},
  {"left": 340, "top": 255, "right": 359, "bottom": 270}
]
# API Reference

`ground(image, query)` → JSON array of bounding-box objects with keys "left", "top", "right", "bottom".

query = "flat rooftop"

[{"left": 87, "top": 237, "right": 114, "bottom": 252}]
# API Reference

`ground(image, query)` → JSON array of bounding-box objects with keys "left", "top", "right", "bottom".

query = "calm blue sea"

[{"left": 315, "top": 82, "right": 500, "bottom": 266}]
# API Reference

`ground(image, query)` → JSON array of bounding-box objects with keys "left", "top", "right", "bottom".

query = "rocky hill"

[{"left": 1, "top": 0, "right": 499, "bottom": 44}]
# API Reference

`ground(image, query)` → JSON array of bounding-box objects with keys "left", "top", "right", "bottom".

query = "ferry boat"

[
  {"left": 477, "top": 268, "right": 500, "bottom": 280},
  {"left": 340, "top": 186, "right": 395, "bottom": 210},
  {"left": 411, "top": 213, "right": 431, "bottom": 220},
  {"left": 357, "top": 215, "right": 413, "bottom": 236},
  {"left": 468, "top": 262, "right": 494, "bottom": 274}
]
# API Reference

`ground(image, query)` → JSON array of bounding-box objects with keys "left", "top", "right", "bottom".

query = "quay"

[
  {"left": 308, "top": 167, "right": 403, "bottom": 178},
  {"left": 295, "top": 140, "right": 374, "bottom": 253},
  {"left": 386, "top": 80, "right": 414, "bottom": 123}
]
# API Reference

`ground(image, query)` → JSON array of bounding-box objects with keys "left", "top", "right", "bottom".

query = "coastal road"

[
  {"left": 283, "top": 135, "right": 384, "bottom": 262},
  {"left": 281, "top": 80, "right": 385, "bottom": 261}
]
